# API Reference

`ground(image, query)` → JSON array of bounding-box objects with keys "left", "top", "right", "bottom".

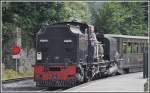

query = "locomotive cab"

[{"left": 96, "top": 34, "right": 118, "bottom": 61}]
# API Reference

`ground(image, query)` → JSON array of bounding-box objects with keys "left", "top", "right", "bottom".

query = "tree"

[
  {"left": 2, "top": 2, "right": 61, "bottom": 70},
  {"left": 90, "top": 2, "right": 148, "bottom": 36},
  {"left": 2, "top": 2, "right": 91, "bottom": 48},
  {"left": 62, "top": 2, "right": 91, "bottom": 23}
]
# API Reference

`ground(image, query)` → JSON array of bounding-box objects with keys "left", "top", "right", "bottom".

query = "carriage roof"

[{"left": 104, "top": 34, "right": 148, "bottom": 40}]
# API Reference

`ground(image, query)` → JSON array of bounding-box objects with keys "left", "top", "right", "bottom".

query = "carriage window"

[
  {"left": 135, "top": 43, "right": 138, "bottom": 53},
  {"left": 144, "top": 43, "right": 148, "bottom": 52},
  {"left": 138, "top": 43, "right": 143, "bottom": 53},
  {"left": 132, "top": 43, "right": 138, "bottom": 53},
  {"left": 122, "top": 40, "right": 147, "bottom": 54},
  {"left": 123, "top": 42, "right": 127, "bottom": 53},
  {"left": 137, "top": 43, "right": 140, "bottom": 53},
  {"left": 140, "top": 43, "right": 145, "bottom": 53},
  {"left": 127, "top": 42, "right": 132, "bottom": 53}
]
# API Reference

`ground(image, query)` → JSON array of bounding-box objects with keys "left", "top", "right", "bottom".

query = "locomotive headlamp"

[
  {"left": 64, "top": 40, "right": 72, "bottom": 43},
  {"left": 37, "top": 52, "right": 42, "bottom": 60}
]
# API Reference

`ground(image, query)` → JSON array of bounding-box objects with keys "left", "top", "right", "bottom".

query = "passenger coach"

[{"left": 97, "top": 34, "right": 148, "bottom": 73}]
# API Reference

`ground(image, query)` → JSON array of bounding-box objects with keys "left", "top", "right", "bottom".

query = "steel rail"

[{"left": 2, "top": 77, "right": 33, "bottom": 84}]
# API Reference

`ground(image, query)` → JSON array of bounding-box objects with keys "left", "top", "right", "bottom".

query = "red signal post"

[{"left": 12, "top": 46, "right": 21, "bottom": 55}]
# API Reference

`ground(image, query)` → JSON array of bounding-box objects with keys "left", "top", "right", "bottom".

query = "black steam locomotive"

[{"left": 34, "top": 22, "right": 148, "bottom": 88}]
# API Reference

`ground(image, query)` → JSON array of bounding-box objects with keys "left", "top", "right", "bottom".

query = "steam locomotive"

[{"left": 34, "top": 22, "right": 148, "bottom": 88}]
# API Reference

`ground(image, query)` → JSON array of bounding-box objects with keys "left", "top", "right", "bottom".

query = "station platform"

[{"left": 64, "top": 72, "right": 147, "bottom": 92}]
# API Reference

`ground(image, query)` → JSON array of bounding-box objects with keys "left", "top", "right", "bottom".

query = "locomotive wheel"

[
  {"left": 108, "top": 62, "right": 120, "bottom": 76},
  {"left": 84, "top": 70, "right": 92, "bottom": 82},
  {"left": 95, "top": 72, "right": 102, "bottom": 79},
  {"left": 123, "top": 68, "right": 130, "bottom": 74},
  {"left": 76, "top": 65, "right": 85, "bottom": 83},
  {"left": 116, "top": 68, "right": 123, "bottom": 75}
]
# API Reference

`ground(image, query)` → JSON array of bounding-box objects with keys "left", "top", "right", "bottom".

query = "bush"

[{"left": 2, "top": 69, "right": 33, "bottom": 80}]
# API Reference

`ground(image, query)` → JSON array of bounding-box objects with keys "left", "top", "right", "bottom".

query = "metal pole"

[
  {"left": 16, "top": 58, "right": 17, "bottom": 75},
  {"left": 87, "top": 26, "right": 90, "bottom": 63},
  {"left": 56, "top": 2, "right": 60, "bottom": 22}
]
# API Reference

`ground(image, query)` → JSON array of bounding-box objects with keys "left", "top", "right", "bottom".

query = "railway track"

[
  {"left": 41, "top": 87, "right": 68, "bottom": 91},
  {"left": 2, "top": 77, "right": 33, "bottom": 84},
  {"left": 1, "top": 74, "right": 121, "bottom": 91},
  {"left": 1, "top": 73, "right": 140, "bottom": 91},
  {"left": 2, "top": 77, "right": 68, "bottom": 91}
]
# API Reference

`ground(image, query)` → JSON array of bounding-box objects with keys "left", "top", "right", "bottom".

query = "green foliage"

[
  {"left": 2, "top": 2, "right": 148, "bottom": 48},
  {"left": 3, "top": 2, "right": 54, "bottom": 48},
  {"left": 62, "top": 2, "right": 91, "bottom": 23},
  {"left": 2, "top": 2, "right": 91, "bottom": 48},
  {"left": 2, "top": 23, "right": 16, "bottom": 44},
  {"left": 2, "top": 69, "right": 33, "bottom": 80},
  {"left": 91, "top": 2, "right": 148, "bottom": 36}
]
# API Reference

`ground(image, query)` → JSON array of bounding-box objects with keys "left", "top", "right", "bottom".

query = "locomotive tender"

[{"left": 34, "top": 22, "right": 148, "bottom": 88}]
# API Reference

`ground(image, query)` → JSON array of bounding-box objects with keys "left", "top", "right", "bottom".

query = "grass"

[{"left": 2, "top": 69, "right": 33, "bottom": 80}]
